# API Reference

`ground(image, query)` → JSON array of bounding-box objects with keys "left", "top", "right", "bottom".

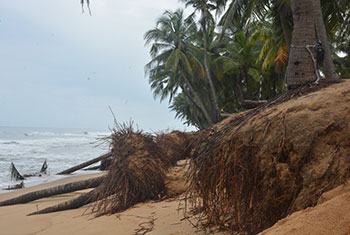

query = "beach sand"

[
  {"left": 0, "top": 173, "right": 210, "bottom": 235},
  {"left": 2, "top": 169, "right": 349, "bottom": 234}
]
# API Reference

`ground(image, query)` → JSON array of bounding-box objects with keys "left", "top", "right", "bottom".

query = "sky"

[{"left": 0, "top": 0, "right": 195, "bottom": 132}]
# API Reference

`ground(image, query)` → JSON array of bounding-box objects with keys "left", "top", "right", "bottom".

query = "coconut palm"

[
  {"left": 179, "top": 0, "right": 222, "bottom": 123},
  {"left": 170, "top": 91, "right": 211, "bottom": 129},
  {"left": 214, "top": 31, "right": 262, "bottom": 110},
  {"left": 316, "top": 0, "right": 350, "bottom": 79},
  {"left": 287, "top": 0, "right": 317, "bottom": 87},
  {"left": 144, "top": 9, "right": 215, "bottom": 127}
]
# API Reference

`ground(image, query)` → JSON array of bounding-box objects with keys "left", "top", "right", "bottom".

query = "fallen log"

[
  {"left": 28, "top": 189, "right": 97, "bottom": 216},
  {"left": 57, "top": 152, "right": 112, "bottom": 175},
  {"left": 0, "top": 176, "right": 104, "bottom": 207}
]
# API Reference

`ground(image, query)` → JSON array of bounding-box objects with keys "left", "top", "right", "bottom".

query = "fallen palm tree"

[
  {"left": 0, "top": 176, "right": 104, "bottom": 207},
  {"left": 186, "top": 80, "right": 350, "bottom": 234},
  {"left": 10, "top": 162, "right": 25, "bottom": 181},
  {"left": 25, "top": 123, "right": 192, "bottom": 216},
  {"left": 57, "top": 152, "right": 112, "bottom": 175},
  {"left": 28, "top": 189, "right": 97, "bottom": 216},
  {"left": 92, "top": 124, "right": 182, "bottom": 215},
  {"left": 156, "top": 130, "right": 193, "bottom": 166},
  {"left": 9, "top": 160, "right": 48, "bottom": 182}
]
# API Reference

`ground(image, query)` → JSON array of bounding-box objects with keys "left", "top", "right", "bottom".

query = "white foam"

[{"left": 0, "top": 127, "right": 109, "bottom": 193}]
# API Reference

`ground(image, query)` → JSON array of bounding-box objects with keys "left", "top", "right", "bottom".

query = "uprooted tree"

[
  {"left": 186, "top": 79, "right": 350, "bottom": 234},
  {"left": 1, "top": 80, "right": 349, "bottom": 235},
  {"left": 0, "top": 123, "right": 192, "bottom": 216}
]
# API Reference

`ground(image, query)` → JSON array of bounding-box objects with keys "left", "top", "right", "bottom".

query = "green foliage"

[{"left": 144, "top": 0, "right": 349, "bottom": 129}]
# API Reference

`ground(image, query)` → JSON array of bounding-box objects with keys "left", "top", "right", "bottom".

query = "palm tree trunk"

[
  {"left": 279, "top": 3, "right": 292, "bottom": 51},
  {"left": 28, "top": 189, "right": 98, "bottom": 216},
  {"left": 201, "top": 8, "right": 221, "bottom": 123},
  {"left": 181, "top": 88, "right": 207, "bottom": 129},
  {"left": 183, "top": 76, "right": 214, "bottom": 126},
  {"left": 313, "top": 0, "right": 337, "bottom": 79},
  {"left": 0, "top": 176, "right": 104, "bottom": 207},
  {"left": 57, "top": 152, "right": 111, "bottom": 175},
  {"left": 287, "top": 0, "right": 317, "bottom": 88}
]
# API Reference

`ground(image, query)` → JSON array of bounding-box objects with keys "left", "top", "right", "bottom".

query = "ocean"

[{"left": 0, "top": 126, "right": 110, "bottom": 193}]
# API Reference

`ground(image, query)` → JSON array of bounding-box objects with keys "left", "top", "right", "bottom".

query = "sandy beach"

[
  {"left": 1, "top": 169, "right": 350, "bottom": 235},
  {"left": 0, "top": 173, "right": 210, "bottom": 235}
]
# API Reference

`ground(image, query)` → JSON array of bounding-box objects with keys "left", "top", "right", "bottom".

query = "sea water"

[{"left": 0, "top": 126, "right": 109, "bottom": 193}]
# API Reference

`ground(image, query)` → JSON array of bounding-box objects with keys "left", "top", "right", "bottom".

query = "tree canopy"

[{"left": 144, "top": 0, "right": 350, "bottom": 129}]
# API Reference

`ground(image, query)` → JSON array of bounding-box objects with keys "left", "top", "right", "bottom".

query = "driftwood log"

[{"left": 57, "top": 152, "right": 112, "bottom": 175}]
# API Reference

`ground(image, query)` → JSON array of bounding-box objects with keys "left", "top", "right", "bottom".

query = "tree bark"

[
  {"left": 313, "top": 0, "right": 338, "bottom": 79},
  {"left": 0, "top": 176, "right": 104, "bottom": 207},
  {"left": 201, "top": 8, "right": 221, "bottom": 123},
  {"left": 28, "top": 189, "right": 97, "bottom": 216},
  {"left": 183, "top": 76, "right": 214, "bottom": 127},
  {"left": 287, "top": 0, "right": 317, "bottom": 88},
  {"left": 181, "top": 88, "right": 207, "bottom": 129},
  {"left": 57, "top": 152, "right": 112, "bottom": 175},
  {"left": 279, "top": 2, "right": 292, "bottom": 51}
]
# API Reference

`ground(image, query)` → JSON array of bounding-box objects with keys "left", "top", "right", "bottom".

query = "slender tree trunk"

[
  {"left": 28, "top": 189, "right": 98, "bottom": 216},
  {"left": 287, "top": 0, "right": 317, "bottom": 88},
  {"left": 57, "top": 152, "right": 112, "bottom": 175},
  {"left": 201, "top": 8, "right": 221, "bottom": 123},
  {"left": 181, "top": 88, "right": 207, "bottom": 129},
  {"left": 279, "top": 3, "right": 292, "bottom": 51},
  {"left": 313, "top": 0, "right": 337, "bottom": 79},
  {"left": 0, "top": 176, "right": 104, "bottom": 207},
  {"left": 183, "top": 76, "right": 214, "bottom": 126}
]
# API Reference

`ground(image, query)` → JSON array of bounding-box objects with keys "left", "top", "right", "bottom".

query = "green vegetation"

[{"left": 145, "top": 0, "right": 350, "bottom": 129}]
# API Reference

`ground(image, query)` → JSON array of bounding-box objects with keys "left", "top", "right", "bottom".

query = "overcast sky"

[{"left": 0, "top": 0, "right": 196, "bottom": 132}]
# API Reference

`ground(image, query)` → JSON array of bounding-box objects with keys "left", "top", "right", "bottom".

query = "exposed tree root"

[{"left": 186, "top": 79, "right": 350, "bottom": 234}]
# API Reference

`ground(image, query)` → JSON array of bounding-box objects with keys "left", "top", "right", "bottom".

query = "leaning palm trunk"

[
  {"left": 57, "top": 152, "right": 112, "bottom": 175},
  {"left": 28, "top": 189, "right": 97, "bottom": 216},
  {"left": 201, "top": 8, "right": 220, "bottom": 123},
  {"left": 0, "top": 176, "right": 104, "bottom": 207},
  {"left": 183, "top": 76, "right": 214, "bottom": 127},
  {"left": 287, "top": 0, "right": 317, "bottom": 88},
  {"left": 313, "top": 0, "right": 337, "bottom": 79},
  {"left": 279, "top": 2, "right": 292, "bottom": 51}
]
